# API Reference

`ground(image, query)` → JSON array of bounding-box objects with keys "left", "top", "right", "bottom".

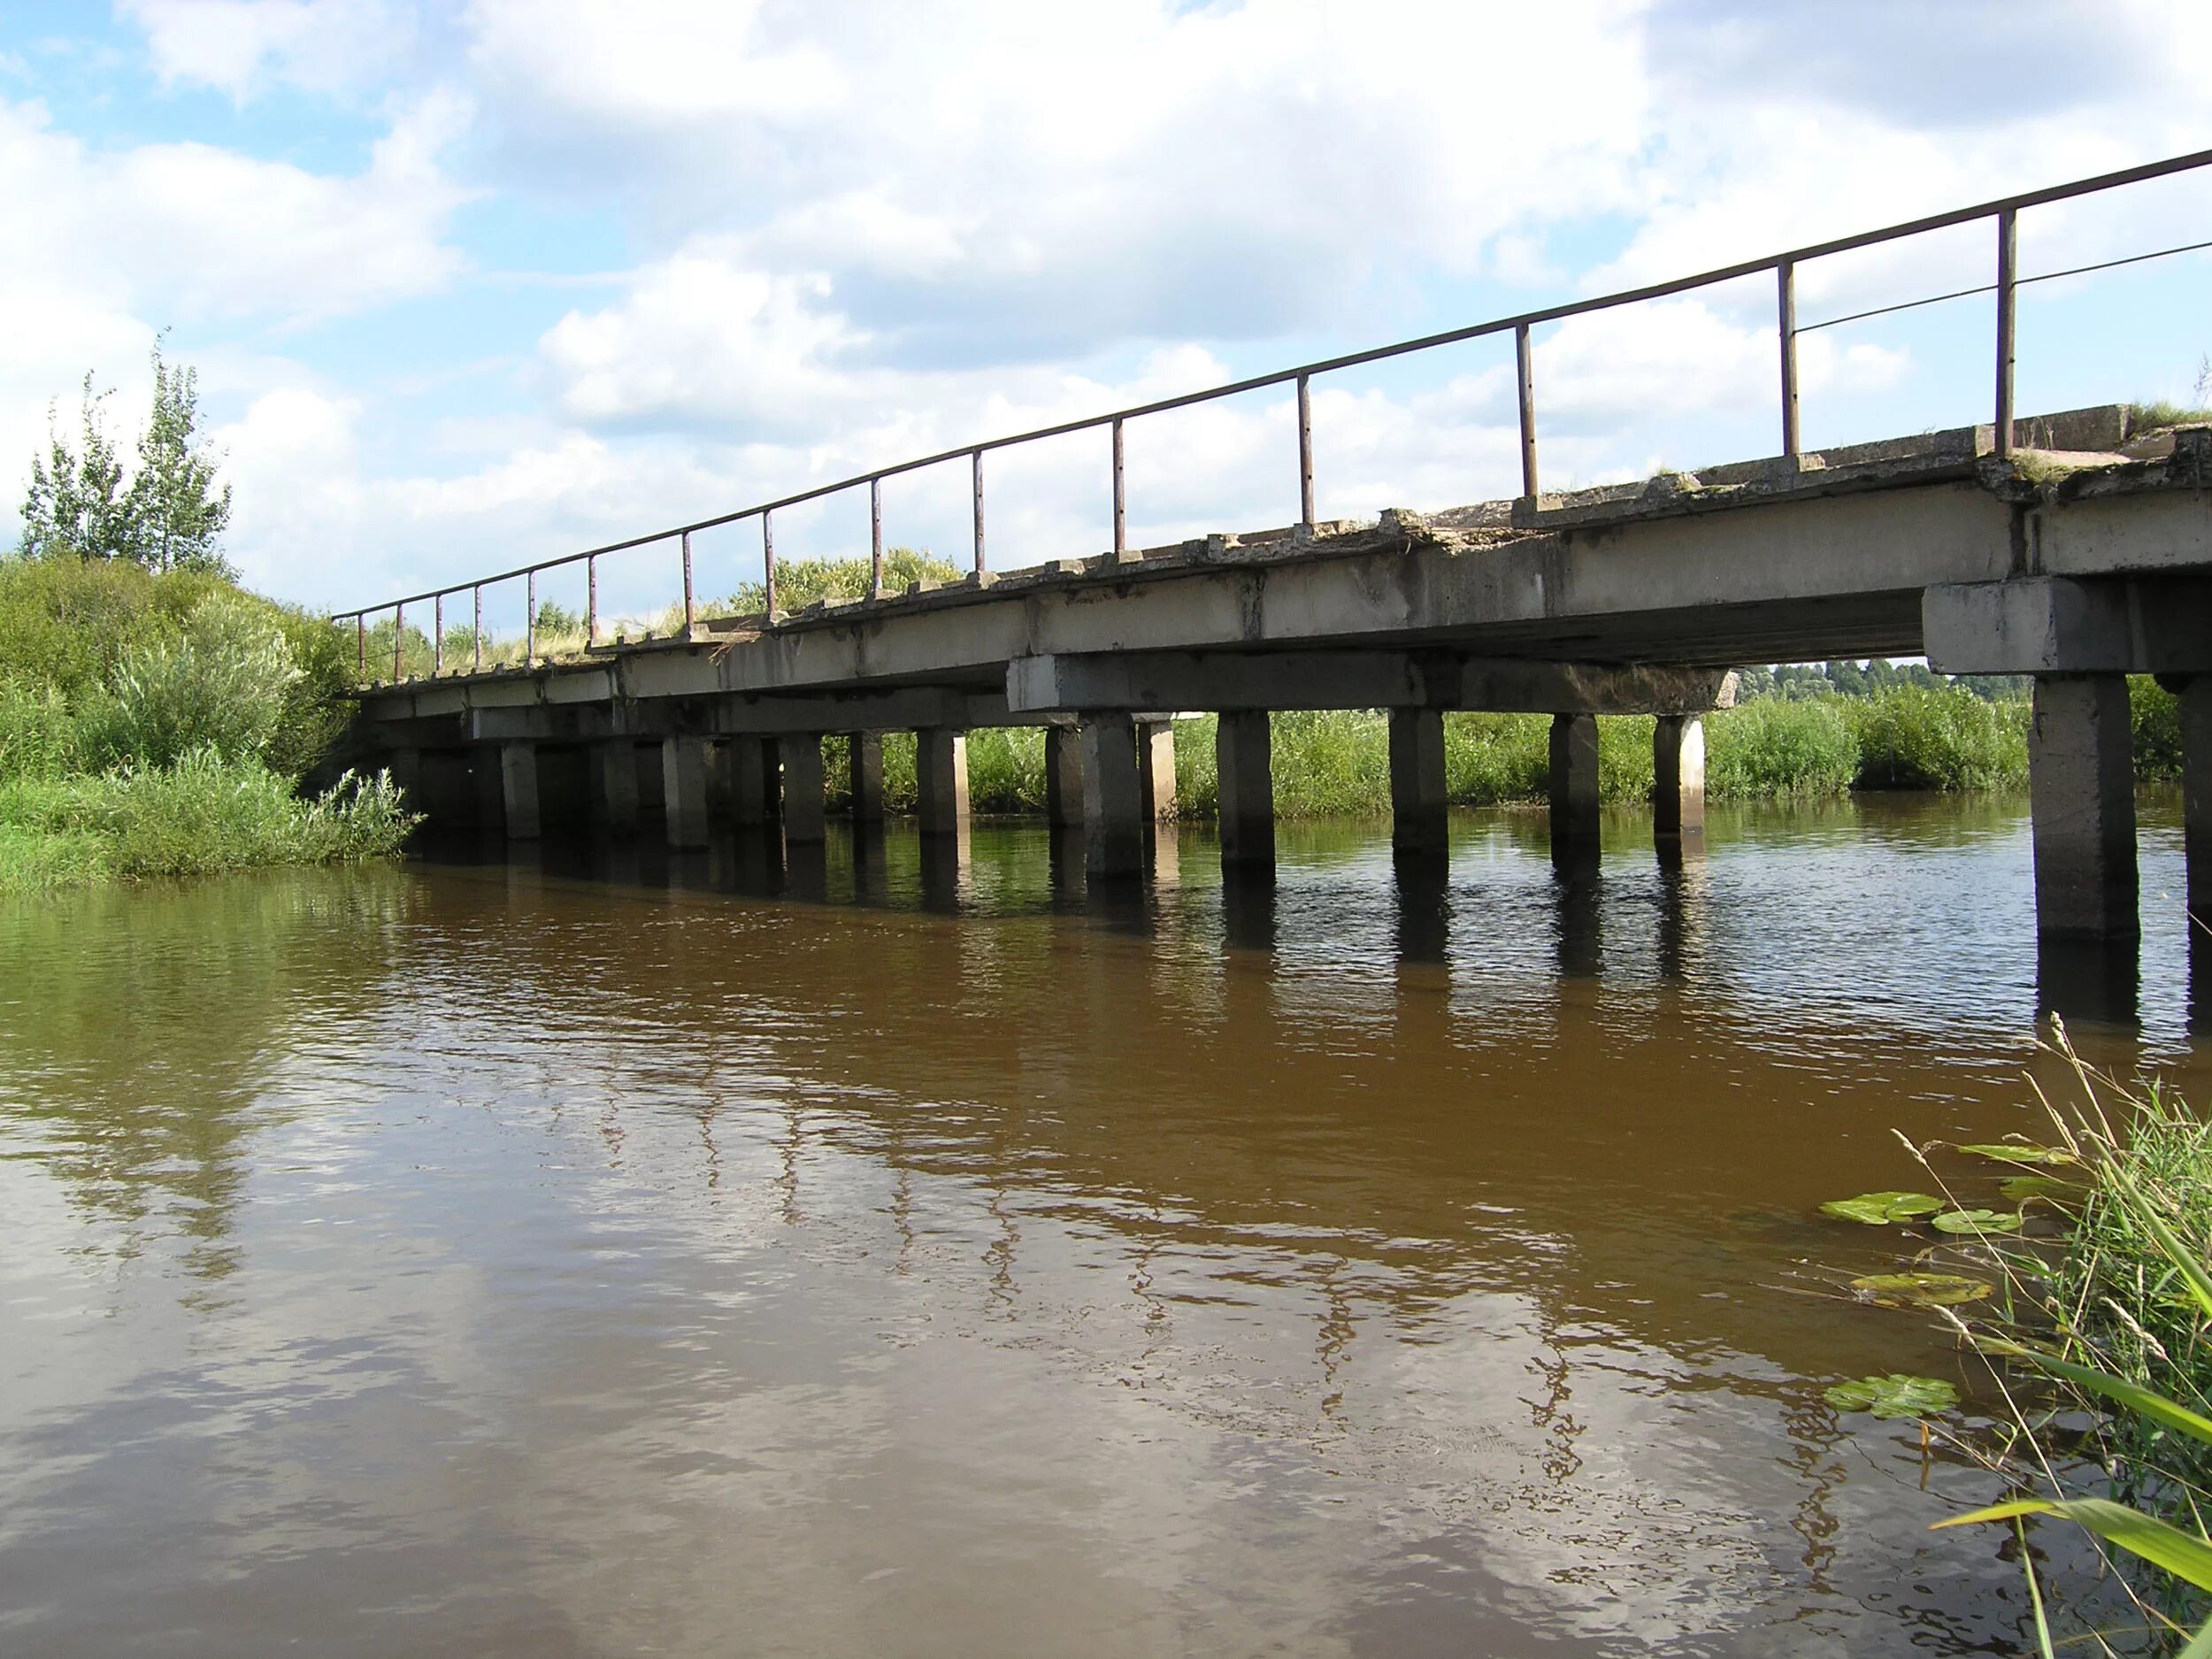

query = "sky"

[{"left": 2, "top": 0, "right": 2209, "bottom": 632}]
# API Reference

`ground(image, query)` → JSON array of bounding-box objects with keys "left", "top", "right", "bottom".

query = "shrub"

[
  {"left": 1705, "top": 698, "right": 1859, "bottom": 799},
  {"left": 1847, "top": 684, "right": 2027, "bottom": 791},
  {"left": 81, "top": 591, "right": 303, "bottom": 771},
  {"left": 2131, "top": 676, "right": 2185, "bottom": 783}
]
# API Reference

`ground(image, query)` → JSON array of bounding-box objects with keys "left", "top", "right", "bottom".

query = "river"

[{"left": 2, "top": 795, "right": 2203, "bottom": 1656}]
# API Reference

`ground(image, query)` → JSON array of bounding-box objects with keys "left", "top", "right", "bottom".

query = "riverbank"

[{"left": 0, "top": 557, "right": 414, "bottom": 895}]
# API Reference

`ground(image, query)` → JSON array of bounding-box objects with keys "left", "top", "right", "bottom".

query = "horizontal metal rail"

[{"left": 338, "top": 147, "right": 2212, "bottom": 658}]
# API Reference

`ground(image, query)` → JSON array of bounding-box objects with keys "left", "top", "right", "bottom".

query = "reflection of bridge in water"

[{"left": 347, "top": 153, "right": 2212, "bottom": 954}]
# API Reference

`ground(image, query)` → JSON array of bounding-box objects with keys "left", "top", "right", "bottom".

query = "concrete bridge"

[
  {"left": 354, "top": 405, "right": 2212, "bottom": 942},
  {"left": 342, "top": 152, "right": 2212, "bottom": 946}
]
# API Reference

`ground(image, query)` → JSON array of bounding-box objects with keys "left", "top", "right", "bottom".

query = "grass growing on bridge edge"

[{"left": 811, "top": 683, "right": 2178, "bottom": 820}]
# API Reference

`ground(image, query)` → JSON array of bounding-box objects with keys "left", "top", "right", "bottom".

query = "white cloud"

[{"left": 120, "top": 0, "right": 417, "bottom": 101}]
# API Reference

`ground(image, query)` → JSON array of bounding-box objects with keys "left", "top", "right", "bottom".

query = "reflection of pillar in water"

[
  {"left": 918, "top": 826, "right": 967, "bottom": 913},
  {"left": 1048, "top": 822, "right": 1087, "bottom": 901},
  {"left": 1150, "top": 820, "right": 1180, "bottom": 889},
  {"left": 2193, "top": 924, "right": 2212, "bottom": 1041},
  {"left": 851, "top": 819, "right": 890, "bottom": 903},
  {"left": 785, "top": 838, "right": 829, "bottom": 903},
  {"left": 1555, "top": 864, "right": 1602, "bottom": 979},
  {"left": 2038, "top": 935, "right": 2140, "bottom": 1031},
  {"left": 1654, "top": 844, "right": 1707, "bottom": 984},
  {"left": 732, "top": 826, "right": 784, "bottom": 898},
  {"left": 1221, "top": 867, "right": 1278, "bottom": 954}
]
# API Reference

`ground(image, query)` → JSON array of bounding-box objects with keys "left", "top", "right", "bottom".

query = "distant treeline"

[{"left": 1732, "top": 659, "right": 2030, "bottom": 703}]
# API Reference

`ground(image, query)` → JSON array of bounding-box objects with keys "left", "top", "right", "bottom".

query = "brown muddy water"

[{"left": 2, "top": 795, "right": 2206, "bottom": 1657}]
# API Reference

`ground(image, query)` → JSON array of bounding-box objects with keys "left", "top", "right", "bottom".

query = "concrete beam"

[
  {"left": 1216, "top": 710, "right": 1274, "bottom": 868},
  {"left": 500, "top": 742, "right": 541, "bottom": 841},
  {"left": 1924, "top": 576, "right": 2212, "bottom": 676},
  {"left": 663, "top": 735, "right": 710, "bottom": 849},
  {"left": 1653, "top": 714, "right": 1706, "bottom": 841},
  {"left": 916, "top": 730, "right": 969, "bottom": 838},
  {"left": 1548, "top": 713, "right": 1601, "bottom": 854},
  {"left": 2029, "top": 675, "right": 2137, "bottom": 939},
  {"left": 1388, "top": 709, "right": 1448, "bottom": 856},
  {"left": 780, "top": 734, "right": 826, "bottom": 843},
  {"left": 1008, "top": 650, "right": 1734, "bottom": 715}
]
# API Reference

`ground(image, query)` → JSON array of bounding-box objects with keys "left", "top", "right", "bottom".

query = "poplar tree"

[{"left": 20, "top": 376, "right": 134, "bottom": 561}]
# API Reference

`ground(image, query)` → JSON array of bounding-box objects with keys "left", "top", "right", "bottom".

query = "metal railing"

[{"left": 338, "top": 148, "right": 2212, "bottom": 684}]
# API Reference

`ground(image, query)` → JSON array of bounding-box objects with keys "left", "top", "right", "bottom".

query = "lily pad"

[
  {"left": 1998, "top": 1174, "right": 2079, "bottom": 1204},
  {"left": 1824, "top": 1373, "right": 1960, "bottom": 1419},
  {"left": 1957, "top": 1143, "right": 2078, "bottom": 1167},
  {"left": 1931, "top": 1209, "right": 2024, "bottom": 1235},
  {"left": 1820, "top": 1191, "right": 1947, "bottom": 1225},
  {"left": 1849, "top": 1271, "right": 1993, "bottom": 1309}
]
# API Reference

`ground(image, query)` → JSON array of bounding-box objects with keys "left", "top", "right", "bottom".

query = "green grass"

[{"left": 0, "top": 751, "right": 416, "bottom": 895}]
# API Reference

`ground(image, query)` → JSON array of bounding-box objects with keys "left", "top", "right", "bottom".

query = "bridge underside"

[{"left": 357, "top": 411, "right": 2212, "bottom": 944}]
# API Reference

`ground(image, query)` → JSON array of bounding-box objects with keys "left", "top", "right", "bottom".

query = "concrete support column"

[
  {"left": 1044, "top": 726, "right": 1085, "bottom": 828},
  {"left": 780, "top": 734, "right": 827, "bottom": 843},
  {"left": 1548, "top": 713, "right": 1601, "bottom": 853},
  {"left": 471, "top": 750, "right": 505, "bottom": 833},
  {"left": 1136, "top": 718, "right": 1178, "bottom": 821},
  {"left": 500, "top": 741, "right": 541, "bottom": 841},
  {"left": 2029, "top": 674, "right": 2138, "bottom": 939},
  {"left": 386, "top": 746, "right": 422, "bottom": 806},
  {"left": 590, "top": 741, "right": 641, "bottom": 835},
  {"left": 1652, "top": 714, "right": 1705, "bottom": 841},
  {"left": 916, "top": 729, "right": 970, "bottom": 837},
  {"left": 729, "top": 737, "right": 772, "bottom": 827},
  {"left": 1080, "top": 713, "right": 1146, "bottom": 876},
  {"left": 2183, "top": 677, "right": 2212, "bottom": 927},
  {"left": 1215, "top": 710, "right": 1275, "bottom": 868},
  {"left": 704, "top": 741, "right": 733, "bottom": 820},
  {"left": 1388, "top": 708, "right": 1448, "bottom": 855},
  {"left": 662, "top": 734, "right": 710, "bottom": 849},
  {"left": 848, "top": 733, "right": 885, "bottom": 825}
]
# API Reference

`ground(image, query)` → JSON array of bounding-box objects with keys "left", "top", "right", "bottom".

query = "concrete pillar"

[
  {"left": 662, "top": 734, "right": 710, "bottom": 849},
  {"left": 916, "top": 729, "right": 969, "bottom": 837},
  {"left": 1044, "top": 726, "right": 1085, "bottom": 828},
  {"left": 1136, "top": 718, "right": 1178, "bottom": 821},
  {"left": 500, "top": 741, "right": 541, "bottom": 841},
  {"left": 471, "top": 749, "right": 505, "bottom": 833},
  {"left": 2030, "top": 674, "right": 2138, "bottom": 938},
  {"left": 386, "top": 746, "right": 422, "bottom": 805},
  {"left": 1548, "top": 713, "right": 1601, "bottom": 854},
  {"left": 1215, "top": 710, "right": 1274, "bottom": 868},
  {"left": 780, "top": 734, "right": 826, "bottom": 843},
  {"left": 848, "top": 733, "right": 885, "bottom": 824},
  {"left": 704, "top": 741, "right": 733, "bottom": 820},
  {"left": 729, "top": 736, "right": 772, "bottom": 827},
  {"left": 1388, "top": 708, "right": 1448, "bottom": 855},
  {"left": 1080, "top": 713, "right": 1146, "bottom": 876},
  {"left": 2183, "top": 677, "right": 2212, "bottom": 927},
  {"left": 591, "top": 741, "right": 640, "bottom": 835},
  {"left": 1652, "top": 713, "right": 1705, "bottom": 841}
]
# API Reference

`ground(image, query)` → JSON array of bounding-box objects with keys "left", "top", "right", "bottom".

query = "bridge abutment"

[
  {"left": 662, "top": 735, "right": 710, "bottom": 849},
  {"left": 780, "top": 735, "right": 827, "bottom": 842},
  {"left": 1388, "top": 709, "right": 1448, "bottom": 856},
  {"left": 2029, "top": 674, "right": 2138, "bottom": 939},
  {"left": 1216, "top": 710, "right": 1274, "bottom": 869},
  {"left": 916, "top": 729, "right": 970, "bottom": 838},
  {"left": 500, "top": 741, "right": 541, "bottom": 841},
  {"left": 1653, "top": 714, "right": 1706, "bottom": 841}
]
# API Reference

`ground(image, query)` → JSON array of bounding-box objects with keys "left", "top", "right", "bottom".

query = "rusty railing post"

[
  {"left": 1111, "top": 416, "right": 1126, "bottom": 555},
  {"left": 393, "top": 603, "right": 404, "bottom": 681},
  {"left": 1778, "top": 259, "right": 1801, "bottom": 460},
  {"left": 472, "top": 586, "right": 482, "bottom": 672},
  {"left": 870, "top": 478, "right": 883, "bottom": 596},
  {"left": 434, "top": 593, "right": 443, "bottom": 676},
  {"left": 356, "top": 614, "right": 365, "bottom": 680},
  {"left": 1995, "top": 205, "right": 2018, "bottom": 458},
  {"left": 762, "top": 511, "right": 778, "bottom": 618},
  {"left": 972, "top": 449, "right": 986, "bottom": 573},
  {"left": 587, "top": 554, "right": 598, "bottom": 647},
  {"left": 1295, "top": 372, "right": 1315, "bottom": 529},
  {"left": 526, "top": 570, "right": 536, "bottom": 665},
  {"left": 681, "top": 531, "right": 695, "bottom": 635},
  {"left": 1516, "top": 323, "right": 1540, "bottom": 499}
]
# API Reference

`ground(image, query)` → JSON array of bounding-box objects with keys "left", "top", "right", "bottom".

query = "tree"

[
  {"left": 127, "top": 346, "right": 232, "bottom": 575},
  {"left": 16, "top": 341, "right": 232, "bottom": 575},
  {"left": 19, "top": 376, "right": 134, "bottom": 561}
]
